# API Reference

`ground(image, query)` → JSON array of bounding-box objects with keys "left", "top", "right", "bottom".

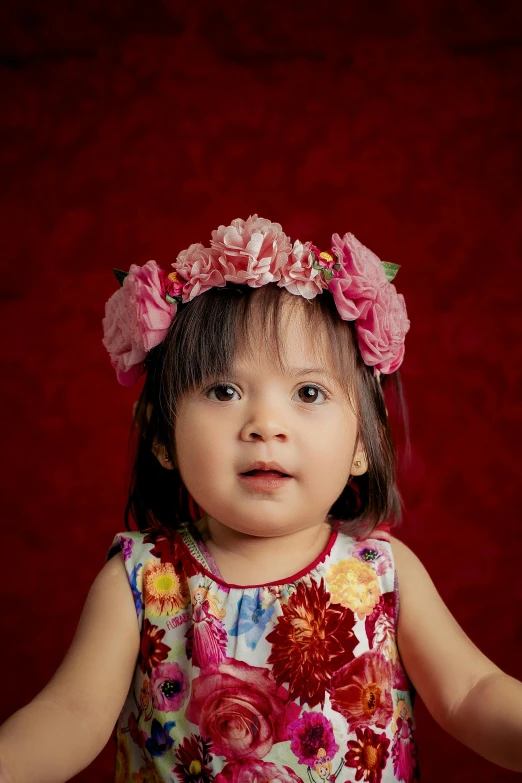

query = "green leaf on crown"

[
  {"left": 113, "top": 268, "right": 129, "bottom": 287},
  {"left": 381, "top": 262, "right": 400, "bottom": 283}
]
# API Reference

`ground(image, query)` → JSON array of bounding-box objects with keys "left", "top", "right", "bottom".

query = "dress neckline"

[{"left": 176, "top": 525, "right": 339, "bottom": 590}]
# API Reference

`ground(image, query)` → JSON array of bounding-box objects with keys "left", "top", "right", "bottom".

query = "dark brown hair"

[{"left": 125, "top": 283, "right": 408, "bottom": 537}]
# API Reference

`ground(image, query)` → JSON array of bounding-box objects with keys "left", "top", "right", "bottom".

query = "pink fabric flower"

[
  {"left": 150, "top": 661, "right": 188, "bottom": 712},
  {"left": 211, "top": 215, "right": 292, "bottom": 287},
  {"left": 102, "top": 260, "right": 176, "bottom": 386},
  {"left": 355, "top": 282, "right": 410, "bottom": 373},
  {"left": 329, "top": 232, "right": 389, "bottom": 320},
  {"left": 215, "top": 759, "right": 302, "bottom": 783},
  {"left": 185, "top": 658, "right": 300, "bottom": 761},
  {"left": 173, "top": 243, "right": 225, "bottom": 302},
  {"left": 278, "top": 240, "right": 327, "bottom": 299}
]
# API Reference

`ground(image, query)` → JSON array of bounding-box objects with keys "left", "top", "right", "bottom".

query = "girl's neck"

[{"left": 194, "top": 515, "right": 333, "bottom": 585}]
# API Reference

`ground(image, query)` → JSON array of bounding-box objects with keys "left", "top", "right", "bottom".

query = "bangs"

[{"left": 159, "top": 283, "right": 360, "bottom": 419}]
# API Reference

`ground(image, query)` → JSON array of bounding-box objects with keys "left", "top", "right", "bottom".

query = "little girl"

[{"left": 0, "top": 215, "right": 521, "bottom": 783}]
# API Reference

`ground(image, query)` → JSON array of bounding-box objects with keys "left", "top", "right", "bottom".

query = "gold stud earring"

[{"left": 354, "top": 460, "right": 362, "bottom": 468}]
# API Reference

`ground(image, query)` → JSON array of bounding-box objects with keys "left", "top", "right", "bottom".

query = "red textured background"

[{"left": 1, "top": 2, "right": 521, "bottom": 781}]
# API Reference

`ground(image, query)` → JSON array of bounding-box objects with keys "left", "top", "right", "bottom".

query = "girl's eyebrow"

[{"left": 285, "top": 367, "right": 338, "bottom": 382}]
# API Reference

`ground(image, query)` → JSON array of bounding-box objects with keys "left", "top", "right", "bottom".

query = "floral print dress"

[{"left": 110, "top": 524, "right": 419, "bottom": 783}]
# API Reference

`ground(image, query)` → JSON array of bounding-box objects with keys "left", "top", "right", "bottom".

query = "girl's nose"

[{"left": 239, "top": 401, "right": 289, "bottom": 442}]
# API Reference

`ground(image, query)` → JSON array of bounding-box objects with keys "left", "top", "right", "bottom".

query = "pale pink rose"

[
  {"left": 211, "top": 215, "right": 292, "bottom": 287},
  {"left": 102, "top": 260, "right": 176, "bottom": 386},
  {"left": 278, "top": 240, "right": 327, "bottom": 299},
  {"left": 185, "top": 659, "right": 300, "bottom": 760},
  {"left": 355, "top": 282, "right": 410, "bottom": 373},
  {"left": 173, "top": 243, "right": 225, "bottom": 302},
  {"left": 215, "top": 759, "right": 302, "bottom": 783}
]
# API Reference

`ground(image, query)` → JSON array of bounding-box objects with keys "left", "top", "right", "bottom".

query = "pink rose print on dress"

[
  {"left": 215, "top": 759, "right": 302, "bottom": 783},
  {"left": 330, "top": 651, "right": 393, "bottom": 732},
  {"left": 102, "top": 260, "right": 177, "bottom": 386},
  {"left": 185, "top": 659, "right": 300, "bottom": 761},
  {"left": 210, "top": 215, "right": 292, "bottom": 287}
]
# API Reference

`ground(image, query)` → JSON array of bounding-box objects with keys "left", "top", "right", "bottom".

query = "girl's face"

[{"left": 174, "top": 299, "right": 365, "bottom": 539}]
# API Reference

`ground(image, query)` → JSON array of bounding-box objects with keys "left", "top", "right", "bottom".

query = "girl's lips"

[{"left": 238, "top": 469, "right": 293, "bottom": 491}]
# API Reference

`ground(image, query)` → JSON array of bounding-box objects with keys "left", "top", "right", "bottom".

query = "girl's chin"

[{"left": 202, "top": 512, "right": 330, "bottom": 539}]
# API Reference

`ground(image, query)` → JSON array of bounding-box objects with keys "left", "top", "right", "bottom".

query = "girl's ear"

[
  {"left": 351, "top": 446, "right": 368, "bottom": 476},
  {"left": 133, "top": 400, "right": 176, "bottom": 470},
  {"left": 151, "top": 441, "right": 176, "bottom": 470}
]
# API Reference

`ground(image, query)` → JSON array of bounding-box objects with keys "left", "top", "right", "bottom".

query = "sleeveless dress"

[{"left": 109, "top": 523, "right": 419, "bottom": 783}]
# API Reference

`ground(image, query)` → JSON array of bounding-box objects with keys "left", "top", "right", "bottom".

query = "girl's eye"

[
  {"left": 206, "top": 384, "right": 240, "bottom": 402},
  {"left": 296, "top": 385, "right": 328, "bottom": 404}
]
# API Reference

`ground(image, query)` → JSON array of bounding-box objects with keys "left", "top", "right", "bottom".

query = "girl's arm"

[
  {"left": 0, "top": 553, "right": 140, "bottom": 783},
  {"left": 391, "top": 536, "right": 522, "bottom": 772}
]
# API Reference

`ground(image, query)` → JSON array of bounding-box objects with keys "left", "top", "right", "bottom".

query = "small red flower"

[
  {"left": 173, "top": 734, "right": 214, "bottom": 783},
  {"left": 345, "top": 727, "right": 390, "bottom": 783},
  {"left": 139, "top": 619, "right": 171, "bottom": 675}
]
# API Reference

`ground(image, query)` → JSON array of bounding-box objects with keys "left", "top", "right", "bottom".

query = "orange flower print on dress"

[
  {"left": 345, "top": 727, "right": 390, "bottom": 783},
  {"left": 266, "top": 578, "right": 357, "bottom": 708},
  {"left": 330, "top": 651, "right": 393, "bottom": 732},
  {"left": 143, "top": 559, "right": 190, "bottom": 617},
  {"left": 326, "top": 557, "right": 381, "bottom": 620}
]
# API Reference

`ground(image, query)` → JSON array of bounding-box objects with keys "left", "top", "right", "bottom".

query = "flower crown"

[{"left": 102, "top": 215, "right": 410, "bottom": 386}]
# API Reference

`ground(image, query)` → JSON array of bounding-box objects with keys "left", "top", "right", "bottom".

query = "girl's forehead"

[
  {"left": 234, "top": 297, "right": 337, "bottom": 373},
  {"left": 234, "top": 314, "right": 336, "bottom": 375}
]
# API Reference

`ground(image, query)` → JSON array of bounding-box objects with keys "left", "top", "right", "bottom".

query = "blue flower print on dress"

[
  {"left": 129, "top": 563, "right": 143, "bottom": 616},
  {"left": 229, "top": 588, "right": 276, "bottom": 650},
  {"left": 145, "top": 718, "right": 176, "bottom": 757}
]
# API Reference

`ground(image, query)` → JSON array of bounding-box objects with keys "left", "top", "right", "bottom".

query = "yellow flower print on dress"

[
  {"left": 143, "top": 559, "right": 190, "bottom": 616},
  {"left": 131, "top": 759, "right": 162, "bottom": 783},
  {"left": 326, "top": 557, "right": 381, "bottom": 619},
  {"left": 114, "top": 733, "right": 131, "bottom": 783}
]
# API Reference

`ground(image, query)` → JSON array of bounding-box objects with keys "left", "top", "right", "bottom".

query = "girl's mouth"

[{"left": 238, "top": 469, "right": 293, "bottom": 491}]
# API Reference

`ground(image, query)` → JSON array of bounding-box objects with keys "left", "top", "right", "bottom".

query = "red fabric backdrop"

[{"left": 1, "top": 1, "right": 521, "bottom": 781}]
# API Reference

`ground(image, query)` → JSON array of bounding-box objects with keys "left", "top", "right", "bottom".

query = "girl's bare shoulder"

[
  {"left": 41, "top": 552, "right": 140, "bottom": 738},
  {"left": 388, "top": 535, "right": 500, "bottom": 728}
]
